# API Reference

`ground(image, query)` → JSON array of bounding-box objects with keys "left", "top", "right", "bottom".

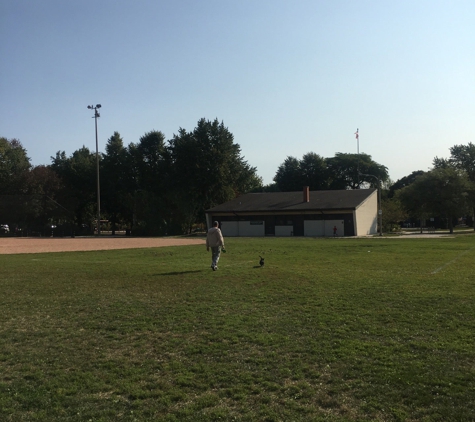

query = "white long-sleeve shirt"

[{"left": 206, "top": 227, "right": 224, "bottom": 248}]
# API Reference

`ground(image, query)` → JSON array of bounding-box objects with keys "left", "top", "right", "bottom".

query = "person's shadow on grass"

[{"left": 156, "top": 270, "right": 203, "bottom": 276}]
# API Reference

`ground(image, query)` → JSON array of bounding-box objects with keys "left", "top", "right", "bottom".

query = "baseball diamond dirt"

[
  {"left": 0, "top": 237, "right": 206, "bottom": 255},
  {"left": 0, "top": 230, "right": 462, "bottom": 255}
]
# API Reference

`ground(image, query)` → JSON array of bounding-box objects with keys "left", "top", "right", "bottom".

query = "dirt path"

[{"left": 0, "top": 237, "right": 205, "bottom": 255}]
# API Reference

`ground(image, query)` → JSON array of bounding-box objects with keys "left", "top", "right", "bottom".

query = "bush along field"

[{"left": 1, "top": 235, "right": 475, "bottom": 421}]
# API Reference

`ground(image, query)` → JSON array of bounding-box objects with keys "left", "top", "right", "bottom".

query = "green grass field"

[{"left": 1, "top": 235, "right": 475, "bottom": 421}]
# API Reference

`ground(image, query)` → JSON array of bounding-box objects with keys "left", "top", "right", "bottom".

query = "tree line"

[
  {"left": 1, "top": 119, "right": 260, "bottom": 235},
  {"left": 1, "top": 118, "right": 474, "bottom": 235},
  {"left": 393, "top": 144, "right": 475, "bottom": 233},
  {"left": 267, "top": 147, "right": 475, "bottom": 234}
]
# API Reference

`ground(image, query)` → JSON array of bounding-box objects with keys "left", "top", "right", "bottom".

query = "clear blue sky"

[{"left": 1, "top": 0, "right": 474, "bottom": 185}]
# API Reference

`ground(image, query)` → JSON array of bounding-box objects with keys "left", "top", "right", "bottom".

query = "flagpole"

[{"left": 355, "top": 128, "right": 359, "bottom": 186}]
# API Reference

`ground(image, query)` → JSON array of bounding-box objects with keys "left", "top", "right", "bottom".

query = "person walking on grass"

[{"left": 206, "top": 221, "right": 225, "bottom": 271}]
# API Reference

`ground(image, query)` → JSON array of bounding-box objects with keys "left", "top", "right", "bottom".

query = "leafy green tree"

[
  {"left": 397, "top": 167, "right": 472, "bottom": 233},
  {"left": 300, "top": 152, "right": 329, "bottom": 190},
  {"left": 436, "top": 142, "right": 475, "bottom": 179},
  {"left": 274, "top": 156, "right": 302, "bottom": 191},
  {"left": 252, "top": 183, "right": 280, "bottom": 193},
  {"left": 50, "top": 147, "right": 98, "bottom": 228},
  {"left": 326, "top": 153, "right": 389, "bottom": 190},
  {"left": 168, "top": 118, "right": 261, "bottom": 232},
  {"left": 135, "top": 131, "right": 169, "bottom": 190},
  {"left": 127, "top": 130, "right": 171, "bottom": 235},
  {"left": 381, "top": 197, "right": 407, "bottom": 232},
  {"left": 0, "top": 137, "right": 31, "bottom": 227},
  {"left": 21, "top": 166, "right": 65, "bottom": 230},
  {"left": 0, "top": 137, "right": 31, "bottom": 195},
  {"left": 435, "top": 143, "right": 475, "bottom": 228},
  {"left": 274, "top": 153, "right": 329, "bottom": 191},
  {"left": 388, "top": 170, "right": 425, "bottom": 198},
  {"left": 274, "top": 152, "right": 388, "bottom": 192},
  {"left": 101, "top": 132, "right": 131, "bottom": 234}
]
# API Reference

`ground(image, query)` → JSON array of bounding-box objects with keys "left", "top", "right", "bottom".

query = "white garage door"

[
  {"left": 221, "top": 221, "right": 239, "bottom": 237},
  {"left": 304, "top": 220, "right": 344, "bottom": 237}
]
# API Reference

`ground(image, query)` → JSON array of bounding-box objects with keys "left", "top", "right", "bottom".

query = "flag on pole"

[{"left": 355, "top": 128, "right": 359, "bottom": 139}]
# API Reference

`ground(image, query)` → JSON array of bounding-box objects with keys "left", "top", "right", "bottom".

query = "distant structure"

[{"left": 206, "top": 187, "right": 377, "bottom": 237}]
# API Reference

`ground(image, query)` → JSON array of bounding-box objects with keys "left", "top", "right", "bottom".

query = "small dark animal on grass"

[{"left": 259, "top": 256, "right": 265, "bottom": 267}]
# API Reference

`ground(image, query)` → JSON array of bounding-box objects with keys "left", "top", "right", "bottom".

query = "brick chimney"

[{"left": 303, "top": 186, "right": 310, "bottom": 202}]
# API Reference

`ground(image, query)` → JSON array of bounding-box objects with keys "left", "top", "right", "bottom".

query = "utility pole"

[{"left": 87, "top": 104, "right": 102, "bottom": 236}]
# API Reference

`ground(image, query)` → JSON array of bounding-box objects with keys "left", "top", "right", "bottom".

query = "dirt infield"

[{"left": 0, "top": 237, "right": 206, "bottom": 255}]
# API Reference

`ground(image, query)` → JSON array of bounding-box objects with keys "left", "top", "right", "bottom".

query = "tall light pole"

[
  {"left": 87, "top": 104, "right": 102, "bottom": 236},
  {"left": 360, "top": 173, "right": 383, "bottom": 236}
]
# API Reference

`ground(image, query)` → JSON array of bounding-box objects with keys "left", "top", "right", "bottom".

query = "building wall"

[
  {"left": 275, "top": 226, "right": 293, "bottom": 236},
  {"left": 208, "top": 213, "right": 356, "bottom": 237},
  {"left": 304, "top": 219, "right": 344, "bottom": 237},
  {"left": 220, "top": 220, "right": 265, "bottom": 237},
  {"left": 354, "top": 190, "right": 378, "bottom": 235},
  {"left": 304, "top": 220, "right": 324, "bottom": 236}
]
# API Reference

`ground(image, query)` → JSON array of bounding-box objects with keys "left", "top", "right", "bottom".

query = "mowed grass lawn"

[{"left": 1, "top": 236, "right": 475, "bottom": 422}]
